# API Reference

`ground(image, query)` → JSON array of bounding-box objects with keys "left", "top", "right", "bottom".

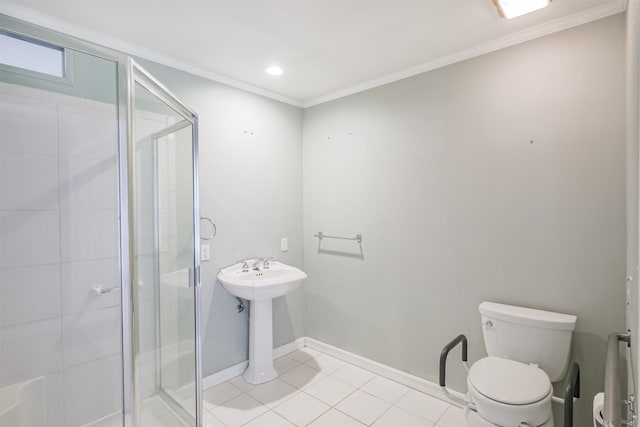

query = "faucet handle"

[
  {"left": 263, "top": 257, "right": 274, "bottom": 268},
  {"left": 241, "top": 261, "right": 250, "bottom": 272}
]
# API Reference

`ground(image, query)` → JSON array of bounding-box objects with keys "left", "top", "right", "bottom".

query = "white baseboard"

[
  {"left": 202, "top": 337, "right": 306, "bottom": 389},
  {"left": 304, "top": 338, "right": 466, "bottom": 408},
  {"left": 203, "top": 360, "right": 248, "bottom": 390},
  {"left": 202, "top": 337, "right": 466, "bottom": 407},
  {"left": 273, "top": 337, "right": 307, "bottom": 359},
  {"left": 202, "top": 336, "right": 464, "bottom": 408}
]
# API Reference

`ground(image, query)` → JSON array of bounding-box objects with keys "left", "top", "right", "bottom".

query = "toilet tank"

[{"left": 479, "top": 302, "right": 577, "bottom": 382}]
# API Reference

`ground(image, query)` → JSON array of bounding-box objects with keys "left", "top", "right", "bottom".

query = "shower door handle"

[{"left": 189, "top": 266, "right": 200, "bottom": 288}]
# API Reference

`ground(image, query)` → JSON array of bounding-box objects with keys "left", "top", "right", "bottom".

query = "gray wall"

[
  {"left": 137, "top": 59, "right": 305, "bottom": 375},
  {"left": 302, "top": 14, "right": 626, "bottom": 426}
]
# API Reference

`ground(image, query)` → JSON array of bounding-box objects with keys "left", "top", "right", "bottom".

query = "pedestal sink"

[{"left": 217, "top": 259, "right": 307, "bottom": 384}]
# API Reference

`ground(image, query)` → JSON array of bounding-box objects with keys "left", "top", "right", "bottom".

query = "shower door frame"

[
  {"left": 126, "top": 58, "right": 202, "bottom": 426},
  {"left": 0, "top": 14, "right": 203, "bottom": 427},
  {"left": 125, "top": 58, "right": 202, "bottom": 427}
]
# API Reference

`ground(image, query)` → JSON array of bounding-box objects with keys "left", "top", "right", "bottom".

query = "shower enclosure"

[{"left": 0, "top": 15, "right": 202, "bottom": 427}]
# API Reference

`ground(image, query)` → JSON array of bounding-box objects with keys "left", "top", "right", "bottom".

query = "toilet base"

[{"left": 465, "top": 407, "right": 554, "bottom": 427}]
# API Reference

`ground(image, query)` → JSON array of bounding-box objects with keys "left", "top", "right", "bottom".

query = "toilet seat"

[
  {"left": 469, "top": 357, "right": 551, "bottom": 405},
  {"left": 467, "top": 357, "right": 553, "bottom": 427}
]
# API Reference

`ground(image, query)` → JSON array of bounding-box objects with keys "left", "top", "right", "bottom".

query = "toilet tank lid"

[{"left": 479, "top": 302, "right": 576, "bottom": 331}]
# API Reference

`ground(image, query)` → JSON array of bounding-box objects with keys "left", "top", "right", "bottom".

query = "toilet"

[{"left": 464, "top": 302, "right": 577, "bottom": 427}]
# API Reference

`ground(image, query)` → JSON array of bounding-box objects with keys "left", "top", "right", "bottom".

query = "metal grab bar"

[
  {"left": 439, "top": 334, "right": 471, "bottom": 407},
  {"left": 314, "top": 231, "right": 362, "bottom": 244},
  {"left": 563, "top": 362, "right": 580, "bottom": 427},
  {"left": 439, "top": 334, "right": 468, "bottom": 386},
  {"left": 604, "top": 332, "right": 631, "bottom": 427}
]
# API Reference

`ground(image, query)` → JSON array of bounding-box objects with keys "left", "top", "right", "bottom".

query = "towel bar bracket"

[{"left": 314, "top": 231, "right": 362, "bottom": 244}]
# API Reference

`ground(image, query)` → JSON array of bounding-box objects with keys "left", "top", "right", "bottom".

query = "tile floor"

[{"left": 203, "top": 347, "right": 466, "bottom": 427}]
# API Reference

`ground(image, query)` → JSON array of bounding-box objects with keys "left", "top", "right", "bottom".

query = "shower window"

[{"left": 0, "top": 31, "right": 70, "bottom": 82}]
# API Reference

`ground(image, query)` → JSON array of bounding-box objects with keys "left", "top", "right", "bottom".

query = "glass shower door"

[{"left": 130, "top": 62, "right": 201, "bottom": 427}]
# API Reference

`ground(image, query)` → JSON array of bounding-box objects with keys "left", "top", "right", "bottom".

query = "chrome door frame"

[{"left": 128, "top": 58, "right": 202, "bottom": 427}]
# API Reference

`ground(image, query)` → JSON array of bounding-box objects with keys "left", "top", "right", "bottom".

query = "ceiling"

[{"left": 0, "top": 0, "right": 626, "bottom": 107}]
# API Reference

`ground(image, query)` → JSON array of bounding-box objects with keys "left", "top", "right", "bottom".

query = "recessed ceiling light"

[
  {"left": 265, "top": 65, "right": 283, "bottom": 76},
  {"left": 492, "top": 0, "right": 551, "bottom": 19}
]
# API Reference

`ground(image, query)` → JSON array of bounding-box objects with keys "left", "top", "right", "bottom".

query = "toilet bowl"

[
  {"left": 439, "top": 302, "right": 578, "bottom": 427},
  {"left": 466, "top": 357, "right": 553, "bottom": 427}
]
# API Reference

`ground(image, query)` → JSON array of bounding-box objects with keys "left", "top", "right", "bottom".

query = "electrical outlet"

[
  {"left": 201, "top": 244, "right": 210, "bottom": 261},
  {"left": 281, "top": 238, "right": 288, "bottom": 252}
]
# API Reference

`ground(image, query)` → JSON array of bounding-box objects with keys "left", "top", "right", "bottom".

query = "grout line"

[{"left": 210, "top": 342, "right": 458, "bottom": 427}]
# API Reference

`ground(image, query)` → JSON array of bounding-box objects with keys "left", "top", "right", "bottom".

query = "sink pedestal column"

[{"left": 243, "top": 299, "right": 277, "bottom": 384}]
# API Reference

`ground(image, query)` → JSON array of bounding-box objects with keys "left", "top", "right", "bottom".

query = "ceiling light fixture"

[
  {"left": 492, "top": 0, "right": 551, "bottom": 19},
  {"left": 265, "top": 65, "right": 283, "bottom": 76}
]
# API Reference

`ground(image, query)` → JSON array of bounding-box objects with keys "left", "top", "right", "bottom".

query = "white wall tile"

[
  {"left": 60, "top": 210, "right": 102, "bottom": 262},
  {"left": 0, "top": 318, "right": 62, "bottom": 386},
  {"left": 9, "top": 84, "right": 50, "bottom": 101},
  {"left": 62, "top": 306, "right": 121, "bottom": 368},
  {"left": 48, "top": 91, "right": 84, "bottom": 107},
  {"left": 63, "top": 355, "right": 122, "bottom": 427},
  {"left": 1, "top": 84, "right": 126, "bottom": 427},
  {"left": 137, "top": 350, "right": 158, "bottom": 400},
  {"left": 44, "top": 372, "right": 65, "bottom": 427},
  {"left": 58, "top": 155, "right": 104, "bottom": 211},
  {"left": 0, "top": 210, "right": 60, "bottom": 268},
  {"left": 58, "top": 104, "right": 117, "bottom": 160},
  {"left": 101, "top": 160, "right": 119, "bottom": 210},
  {"left": 101, "top": 210, "right": 119, "bottom": 259},
  {"left": 0, "top": 82, "right": 11, "bottom": 95},
  {"left": 84, "top": 99, "right": 116, "bottom": 114},
  {"left": 0, "top": 152, "right": 58, "bottom": 210},
  {"left": 136, "top": 286, "right": 158, "bottom": 356},
  {"left": 0, "top": 94, "right": 57, "bottom": 156},
  {"left": 61, "top": 259, "right": 120, "bottom": 315},
  {"left": 0, "top": 264, "right": 61, "bottom": 327}
]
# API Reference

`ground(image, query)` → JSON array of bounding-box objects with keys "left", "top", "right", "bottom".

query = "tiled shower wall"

[{"left": 0, "top": 82, "right": 122, "bottom": 427}]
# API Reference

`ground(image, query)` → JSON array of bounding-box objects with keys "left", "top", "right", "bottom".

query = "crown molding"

[
  {"left": 1, "top": 1, "right": 626, "bottom": 110},
  {"left": 303, "top": 0, "right": 627, "bottom": 108},
  {"left": 0, "top": 3, "right": 304, "bottom": 108}
]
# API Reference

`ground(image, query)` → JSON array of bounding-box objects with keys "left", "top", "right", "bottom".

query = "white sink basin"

[
  {"left": 217, "top": 259, "right": 307, "bottom": 384},
  {"left": 218, "top": 261, "right": 307, "bottom": 301}
]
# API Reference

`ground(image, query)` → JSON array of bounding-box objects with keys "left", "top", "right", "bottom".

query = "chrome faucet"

[{"left": 252, "top": 257, "right": 273, "bottom": 270}]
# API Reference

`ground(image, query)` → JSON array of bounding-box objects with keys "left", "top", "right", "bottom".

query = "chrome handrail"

[{"left": 603, "top": 332, "right": 631, "bottom": 427}]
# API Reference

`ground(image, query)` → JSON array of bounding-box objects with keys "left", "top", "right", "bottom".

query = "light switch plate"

[
  {"left": 281, "top": 238, "right": 288, "bottom": 252},
  {"left": 201, "top": 244, "right": 210, "bottom": 261}
]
